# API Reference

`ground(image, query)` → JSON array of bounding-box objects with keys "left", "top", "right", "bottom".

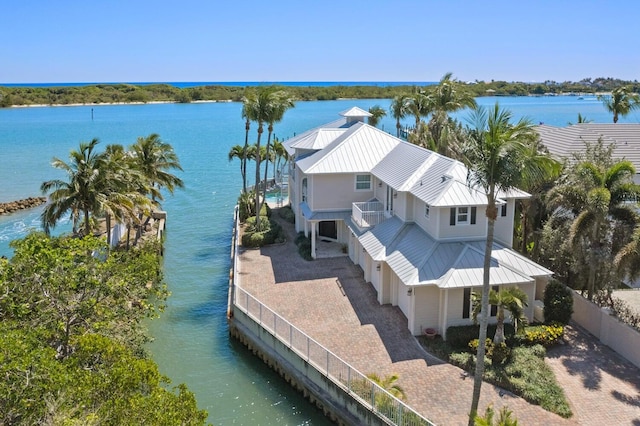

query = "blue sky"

[{"left": 2, "top": 0, "right": 638, "bottom": 83}]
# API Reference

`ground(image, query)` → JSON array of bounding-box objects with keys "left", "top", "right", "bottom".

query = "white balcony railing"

[{"left": 352, "top": 201, "right": 385, "bottom": 228}]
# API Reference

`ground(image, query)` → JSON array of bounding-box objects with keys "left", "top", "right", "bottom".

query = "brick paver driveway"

[{"left": 235, "top": 211, "right": 640, "bottom": 425}]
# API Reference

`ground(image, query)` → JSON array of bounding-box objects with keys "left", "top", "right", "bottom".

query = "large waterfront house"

[
  {"left": 536, "top": 123, "right": 640, "bottom": 184},
  {"left": 284, "top": 108, "right": 552, "bottom": 339}
]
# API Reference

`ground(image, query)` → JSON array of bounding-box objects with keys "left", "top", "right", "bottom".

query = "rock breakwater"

[{"left": 0, "top": 197, "right": 47, "bottom": 215}]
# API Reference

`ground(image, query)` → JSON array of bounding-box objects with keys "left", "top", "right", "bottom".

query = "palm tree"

[
  {"left": 228, "top": 144, "right": 247, "bottom": 188},
  {"left": 367, "top": 105, "right": 387, "bottom": 128},
  {"left": 130, "top": 133, "right": 184, "bottom": 204},
  {"left": 366, "top": 373, "right": 406, "bottom": 401},
  {"left": 515, "top": 140, "right": 562, "bottom": 256},
  {"left": 547, "top": 141, "right": 640, "bottom": 300},
  {"left": 473, "top": 287, "right": 528, "bottom": 344},
  {"left": 427, "top": 73, "right": 477, "bottom": 155},
  {"left": 389, "top": 94, "right": 409, "bottom": 138},
  {"left": 615, "top": 227, "right": 640, "bottom": 283},
  {"left": 101, "top": 144, "right": 151, "bottom": 247},
  {"left": 272, "top": 138, "right": 289, "bottom": 183},
  {"left": 41, "top": 138, "right": 107, "bottom": 236},
  {"left": 261, "top": 90, "right": 294, "bottom": 217},
  {"left": 240, "top": 91, "right": 256, "bottom": 193},
  {"left": 568, "top": 113, "right": 592, "bottom": 125},
  {"left": 598, "top": 86, "right": 640, "bottom": 123},
  {"left": 462, "top": 103, "right": 546, "bottom": 424},
  {"left": 244, "top": 86, "right": 294, "bottom": 230},
  {"left": 406, "top": 90, "right": 432, "bottom": 129}
]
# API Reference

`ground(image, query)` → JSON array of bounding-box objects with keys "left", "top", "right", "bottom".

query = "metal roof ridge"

[
  {"left": 490, "top": 241, "right": 554, "bottom": 276},
  {"left": 301, "top": 122, "right": 365, "bottom": 173}
]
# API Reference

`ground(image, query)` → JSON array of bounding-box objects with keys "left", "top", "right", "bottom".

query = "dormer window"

[{"left": 355, "top": 174, "right": 371, "bottom": 191}]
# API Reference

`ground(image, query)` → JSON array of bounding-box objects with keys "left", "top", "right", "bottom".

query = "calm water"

[{"left": 0, "top": 96, "right": 637, "bottom": 424}]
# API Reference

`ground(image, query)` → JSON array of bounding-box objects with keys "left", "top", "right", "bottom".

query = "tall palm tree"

[
  {"left": 598, "top": 86, "right": 640, "bottom": 123},
  {"left": 367, "top": 105, "right": 387, "bottom": 128},
  {"left": 241, "top": 90, "right": 257, "bottom": 193},
  {"left": 547, "top": 142, "right": 640, "bottom": 300},
  {"left": 462, "top": 103, "right": 546, "bottom": 424},
  {"left": 406, "top": 90, "right": 432, "bottom": 129},
  {"left": 473, "top": 287, "right": 528, "bottom": 344},
  {"left": 130, "top": 133, "right": 184, "bottom": 204},
  {"left": 245, "top": 87, "right": 294, "bottom": 229},
  {"left": 101, "top": 144, "right": 151, "bottom": 247},
  {"left": 261, "top": 90, "right": 294, "bottom": 217},
  {"left": 41, "top": 138, "right": 107, "bottom": 236},
  {"left": 427, "top": 73, "right": 477, "bottom": 154},
  {"left": 272, "top": 138, "right": 288, "bottom": 183},
  {"left": 389, "top": 94, "right": 409, "bottom": 138},
  {"left": 228, "top": 144, "right": 247, "bottom": 188}
]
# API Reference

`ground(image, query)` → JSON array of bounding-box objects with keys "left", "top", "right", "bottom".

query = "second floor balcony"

[{"left": 352, "top": 200, "right": 385, "bottom": 228}]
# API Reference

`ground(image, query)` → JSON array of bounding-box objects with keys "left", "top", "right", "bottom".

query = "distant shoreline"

[{"left": 10, "top": 99, "right": 230, "bottom": 109}]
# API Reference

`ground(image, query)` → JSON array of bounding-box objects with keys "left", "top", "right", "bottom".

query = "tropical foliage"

[
  {"left": 0, "top": 234, "right": 207, "bottom": 424},
  {"left": 598, "top": 85, "right": 640, "bottom": 123},
  {"left": 542, "top": 140, "right": 640, "bottom": 299},
  {"left": 473, "top": 287, "right": 529, "bottom": 345},
  {"left": 40, "top": 134, "right": 182, "bottom": 247},
  {"left": 461, "top": 103, "right": 553, "bottom": 424}
]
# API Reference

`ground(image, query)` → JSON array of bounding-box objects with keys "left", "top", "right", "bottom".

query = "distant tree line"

[{"left": 1, "top": 77, "right": 639, "bottom": 107}]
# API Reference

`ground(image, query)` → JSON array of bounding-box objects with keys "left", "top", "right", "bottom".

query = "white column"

[{"left": 311, "top": 222, "right": 317, "bottom": 259}]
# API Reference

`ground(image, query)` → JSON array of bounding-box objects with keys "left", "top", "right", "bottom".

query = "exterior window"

[
  {"left": 457, "top": 207, "right": 468, "bottom": 224},
  {"left": 425, "top": 204, "right": 430, "bottom": 219},
  {"left": 450, "top": 207, "right": 477, "bottom": 225},
  {"left": 355, "top": 174, "right": 371, "bottom": 191},
  {"left": 501, "top": 204, "right": 507, "bottom": 217},
  {"left": 463, "top": 288, "right": 471, "bottom": 319}
]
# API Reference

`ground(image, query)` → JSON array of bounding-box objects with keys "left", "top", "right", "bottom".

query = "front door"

[{"left": 318, "top": 221, "right": 337, "bottom": 240}]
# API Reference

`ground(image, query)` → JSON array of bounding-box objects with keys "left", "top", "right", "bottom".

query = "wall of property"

[
  {"left": 413, "top": 286, "right": 440, "bottom": 334},
  {"left": 493, "top": 199, "right": 516, "bottom": 247},
  {"left": 413, "top": 200, "right": 439, "bottom": 237},
  {"left": 571, "top": 291, "right": 640, "bottom": 369},
  {"left": 393, "top": 192, "right": 413, "bottom": 222},
  {"left": 437, "top": 207, "right": 487, "bottom": 240},
  {"left": 310, "top": 173, "right": 373, "bottom": 211}
]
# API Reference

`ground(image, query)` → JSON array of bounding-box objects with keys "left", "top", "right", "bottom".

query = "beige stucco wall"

[
  {"left": 413, "top": 200, "right": 439, "bottom": 237},
  {"left": 437, "top": 206, "right": 487, "bottom": 240},
  {"left": 493, "top": 199, "right": 516, "bottom": 247},
  {"left": 413, "top": 286, "right": 440, "bottom": 334},
  {"left": 309, "top": 173, "right": 374, "bottom": 211}
]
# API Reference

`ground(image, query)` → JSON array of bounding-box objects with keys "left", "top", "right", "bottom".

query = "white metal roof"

[
  {"left": 360, "top": 216, "right": 404, "bottom": 261},
  {"left": 283, "top": 117, "right": 349, "bottom": 156},
  {"left": 356, "top": 220, "right": 550, "bottom": 289},
  {"left": 296, "top": 122, "right": 401, "bottom": 174},
  {"left": 289, "top": 128, "right": 348, "bottom": 150},
  {"left": 300, "top": 202, "right": 351, "bottom": 221},
  {"left": 339, "top": 106, "right": 372, "bottom": 117}
]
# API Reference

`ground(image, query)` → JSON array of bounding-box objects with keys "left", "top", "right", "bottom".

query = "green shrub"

[
  {"left": 241, "top": 218, "right": 284, "bottom": 248},
  {"left": 543, "top": 279, "right": 573, "bottom": 325},
  {"left": 278, "top": 205, "right": 295, "bottom": 223},
  {"left": 449, "top": 351, "right": 475, "bottom": 370},
  {"left": 491, "top": 342, "right": 511, "bottom": 365},
  {"left": 294, "top": 232, "right": 312, "bottom": 261},
  {"left": 245, "top": 215, "right": 270, "bottom": 232},
  {"left": 530, "top": 343, "right": 547, "bottom": 359},
  {"left": 238, "top": 191, "right": 256, "bottom": 222}
]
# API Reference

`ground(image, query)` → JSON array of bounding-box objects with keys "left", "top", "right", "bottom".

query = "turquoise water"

[{"left": 0, "top": 96, "right": 637, "bottom": 424}]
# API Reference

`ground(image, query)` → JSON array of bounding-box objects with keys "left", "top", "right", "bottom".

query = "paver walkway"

[{"left": 235, "top": 211, "right": 640, "bottom": 425}]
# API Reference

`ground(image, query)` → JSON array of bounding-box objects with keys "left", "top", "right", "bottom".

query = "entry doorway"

[{"left": 318, "top": 220, "right": 337, "bottom": 240}]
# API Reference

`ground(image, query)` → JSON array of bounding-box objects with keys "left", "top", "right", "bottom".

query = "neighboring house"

[
  {"left": 284, "top": 108, "right": 552, "bottom": 339},
  {"left": 537, "top": 123, "right": 640, "bottom": 184}
]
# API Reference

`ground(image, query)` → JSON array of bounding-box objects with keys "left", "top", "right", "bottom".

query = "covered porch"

[{"left": 300, "top": 202, "right": 351, "bottom": 259}]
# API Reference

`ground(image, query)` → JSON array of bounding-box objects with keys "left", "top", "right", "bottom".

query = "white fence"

[
  {"left": 572, "top": 290, "right": 640, "bottom": 369},
  {"left": 233, "top": 285, "right": 435, "bottom": 426}
]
